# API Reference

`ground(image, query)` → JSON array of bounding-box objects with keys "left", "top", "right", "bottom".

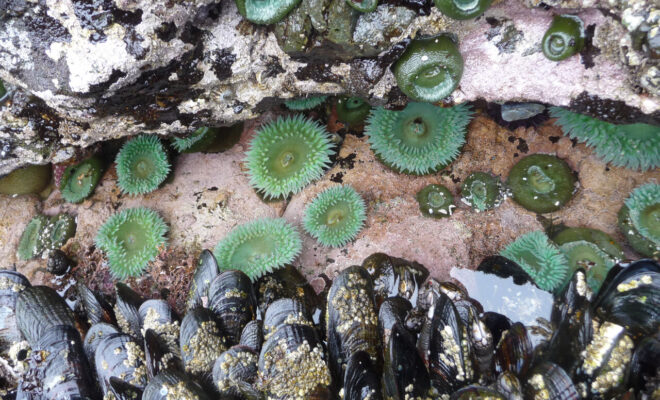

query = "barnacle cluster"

[
  {"left": 214, "top": 218, "right": 302, "bottom": 280},
  {"left": 303, "top": 185, "right": 367, "bottom": 247},
  {"left": 245, "top": 115, "right": 334, "bottom": 199},
  {"left": 365, "top": 102, "right": 471, "bottom": 175},
  {"left": 550, "top": 108, "right": 660, "bottom": 171},
  {"left": 95, "top": 207, "right": 169, "bottom": 279}
]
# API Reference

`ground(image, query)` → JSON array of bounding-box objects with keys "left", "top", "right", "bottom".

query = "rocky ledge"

[{"left": 0, "top": 0, "right": 658, "bottom": 175}]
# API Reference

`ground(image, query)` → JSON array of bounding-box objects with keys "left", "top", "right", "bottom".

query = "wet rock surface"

[
  {"left": 1, "top": 0, "right": 658, "bottom": 175},
  {"left": 0, "top": 114, "right": 655, "bottom": 309}
]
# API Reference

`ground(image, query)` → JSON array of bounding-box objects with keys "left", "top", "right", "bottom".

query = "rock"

[{"left": 0, "top": 0, "right": 658, "bottom": 175}]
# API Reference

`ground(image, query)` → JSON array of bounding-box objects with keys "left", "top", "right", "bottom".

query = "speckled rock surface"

[
  {"left": 1, "top": 0, "right": 658, "bottom": 175},
  {"left": 0, "top": 113, "right": 655, "bottom": 311}
]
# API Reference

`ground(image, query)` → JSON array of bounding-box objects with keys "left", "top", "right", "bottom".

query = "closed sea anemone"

[
  {"left": 460, "top": 172, "right": 506, "bottom": 212},
  {"left": 115, "top": 135, "right": 171, "bottom": 196},
  {"left": 95, "top": 207, "right": 169, "bottom": 279},
  {"left": 364, "top": 102, "right": 471, "bottom": 175},
  {"left": 392, "top": 34, "right": 463, "bottom": 103},
  {"left": 303, "top": 185, "right": 367, "bottom": 247},
  {"left": 433, "top": 0, "right": 493, "bottom": 20},
  {"left": 345, "top": 0, "right": 378, "bottom": 13},
  {"left": 235, "top": 0, "right": 302, "bottom": 24},
  {"left": 284, "top": 96, "right": 328, "bottom": 111},
  {"left": 618, "top": 183, "right": 660, "bottom": 258},
  {"left": 213, "top": 218, "right": 302, "bottom": 280},
  {"left": 0, "top": 164, "right": 52, "bottom": 196},
  {"left": 506, "top": 154, "right": 576, "bottom": 214},
  {"left": 416, "top": 184, "right": 455, "bottom": 218},
  {"left": 42, "top": 213, "right": 76, "bottom": 251},
  {"left": 558, "top": 240, "right": 615, "bottom": 293},
  {"left": 60, "top": 156, "right": 103, "bottom": 203},
  {"left": 336, "top": 97, "right": 371, "bottom": 127},
  {"left": 552, "top": 227, "right": 624, "bottom": 261},
  {"left": 550, "top": 107, "right": 660, "bottom": 171},
  {"left": 500, "top": 230, "right": 569, "bottom": 292},
  {"left": 542, "top": 15, "right": 585, "bottom": 62},
  {"left": 17, "top": 215, "right": 49, "bottom": 260},
  {"left": 0, "top": 79, "right": 6, "bottom": 99},
  {"left": 245, "top": 115, "right": 334, "bottom": 199}
]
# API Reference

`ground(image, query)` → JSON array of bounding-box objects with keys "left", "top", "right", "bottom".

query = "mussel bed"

[{"left": 0, "top": 251, "right": 658, "bottom": 399}]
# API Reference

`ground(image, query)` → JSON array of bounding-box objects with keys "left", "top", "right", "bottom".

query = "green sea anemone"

[
  {"left": 284, "top": 95, "right": 328, "bottom": 111},
  {"left": 618, "top": 183, "right": 660, "bottom": 258},
  {"left": 0, "top": 164, "right": 52, "bottom": 196},
  {"left": 42, "top": 214, "right": 76, "bottom": 251},
  {"left": 542, "top": 15, "right": 585, "bottom": 62},
  {"left": 171, "top": 127, "right": 219, "bottom": 153},
  {"left": 171, "top": 124, "right": 243, "bottom": 154},
  {"left": 17, "top": 215, "right": 49, "bottom": 260},
  {"left": 433, "top": 0, "right": 493, "bottom": 20},
  {"left": 115, "top": 135, "right": 171, "bottom": 196},
  {"left": 460, "top": 172, "right": 506, "bottom": 212},
  {"left": 392, "top": 34, "right": 464, "bottom": 103},
  {"left": 552, "top": 227, "right": 624, "bottom": 261},
  {"left": 303, "top": 185, "right": 367, "bottom": 247},
  {"left": 235, "top": 0, "right": 302, "bottom": 24},
  {"left": 416, "top": 184, "right": 455, "bottom": 218},
  {"left": 95, "top": 207, "right": 169, "bottom": 279},
  {"left": 507, "top": 154, "right": 576, "bottom": 214},
  {"left": 245, "top": 115, "right": 334, "bottom": 199},
  {"left": 213, "top": 218, "right": 302, "bottom": 280},
  {"left": 336, "top": 97, "right": 371, "bottom": 127},
  {"left": 549, "top": 107, "right": 660, "bottom": 171},
  {"left": 345, "top": 0, "right": 378, "bottom": 13},
  {"left": 500, "top": 231, "right": 569, "bottom": 292},
  {"left": 60, "top": 156, "right": 103, "bottom": 203},
  {"left": 558, "top": 240, "right": 615, "bottom": 293},
  {"left": 618, "top": 205, "right": 658, "bottom": 259},
  {"left": 0, "top": 79, "right": 6, "bottom": 98},
  {"left": 364, "top": 102, "right": 471, "bottom": 175}
]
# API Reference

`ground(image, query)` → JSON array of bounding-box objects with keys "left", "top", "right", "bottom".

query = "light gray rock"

[{"left": 0, "top": 0, "right": 658, "bottom": 175}]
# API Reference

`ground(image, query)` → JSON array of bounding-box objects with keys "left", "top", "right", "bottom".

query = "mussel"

[
  {"left": 259, "top": 323, "right": 331, "bottom": 399},
  {"left": 15, "top": 285, "right": 76, "bottom": 347},
  {"left": 208, "top": 270, "right": 256, "bottom": 346},
  {"left": 0, "top": 270, "right": 30, "bottom": 352},
  {"left": 326, "top": 266, "right": 380, "bottom": 386},
  {"left": 186, "top": 250, "right": 220, "bottom": 311},
  {"left": 94, "top": 333, "right": 148, "bottom": 395}
]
